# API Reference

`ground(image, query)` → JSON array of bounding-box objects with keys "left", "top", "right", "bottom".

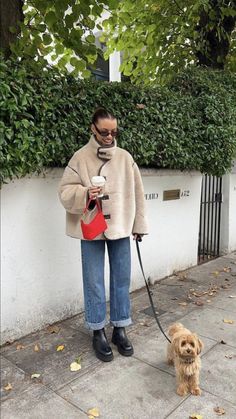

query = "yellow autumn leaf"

[
  {"left": 34, "top": 344, "right": 40, "bottom": 352},
  {"left": 56, "top": 344, "right": 65, "bottom": 351},
  {"left": 70, "top": 362, "right": 82, "bottom": 372},
  {"left": 223, "top": 319, "right": 234, "bottom": 324},
  {"left": 87, "top": 407, "right": 100, "bottom": 417},
  {"left": 31, "top": 373, "right": 41, "bottom": 379},
  {"left": 212, "top": 271, "right": 219, "bottom": 276},
  {"left": 4, "top": 383, "right": 12, "bottom": 391},
  {"left": 189, "top": 414, "right": 203, "bottom": 419}
]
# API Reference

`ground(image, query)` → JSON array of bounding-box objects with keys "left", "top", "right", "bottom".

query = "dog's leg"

[
  {"left": 167, "top": 344, "right": 174, "bottom": 365},
  {"left": 189, "top": 372, "right": 201, "bottom": 396},
  {"left": 176, "top": 371, "right": 188, "bottom": 396}
]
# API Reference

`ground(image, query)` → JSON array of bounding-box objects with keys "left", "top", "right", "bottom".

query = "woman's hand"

[
  {"left": 88, "top": 186, "right": 102, "bottom": 200},
  {"left": 133, "top": 234, "right": 144, "bottom": 242}
]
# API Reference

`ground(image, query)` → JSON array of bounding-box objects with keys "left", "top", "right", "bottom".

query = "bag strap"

[{"left": 83, "top": 198, "right": 102, "bottom": 214}]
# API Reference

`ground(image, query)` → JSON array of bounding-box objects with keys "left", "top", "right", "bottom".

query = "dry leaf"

[
  {"left": 223, "top": 319, "right": 234, "bottom": 324},
  {"left": 214, "top": 406, "right": 225, "bottom": 415},
  {"left": 16, "top": 343, "right": 25, "bottom": 350},
  {"left": 31, "top": 373, "right": 41, "bottom": 379},
  {"left": 47, "top": 325, "right": 60, "bottom": 334},
  {"left": 228, "top": 295, "right": 236, "bottom": 298},
  {"left": 195, "top": 300, "right": 204, "bottom": 306},
  {"left": 70, "top": 362, "right": 82, "bottom": 372},
  {"left": 137, "top": 103, "right": 145, "bottom": 109},
  {"left": 34, "top": 344, "right": 40, "bottom": 352},
  {"left": 189, "top": 414, "right": 203, "bottom": 419},
  {"left": 223, "top": 267, "right": 231, "bottom": 272},
  {"left": 220, "top": 340, "right": 226, "bottom": 344},
  {"left": 87, "top": 407, "right": 100, "bottom": 417},
  {"left": 207, "top": 300, "right": 211, "bottom": 303},
  {"left": 4, "top": 383, "right": 12, "bottom": 391},
  {"left": 56, "top": 344, "right": 65, "bottom": 351},
  {"left": 178, "top": 302, "right": 188, "bottom": 306},
  {"left": 225, "top": 354, "right": 233, "bottom": 359}
]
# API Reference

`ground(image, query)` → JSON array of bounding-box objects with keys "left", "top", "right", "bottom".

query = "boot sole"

[
  {"left": 93, "top": 342, "right": 114, "bottom": 362},
  {"left": 112, "top": 339, "right": 134, "bottom": 357}
]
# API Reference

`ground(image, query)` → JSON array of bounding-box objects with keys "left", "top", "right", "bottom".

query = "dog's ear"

[
  {"left": 195, "top": 335, "right": 203, "bottom": 354},
  {"left": 172, "top": 337, "right": 180, "bottom": 355}
]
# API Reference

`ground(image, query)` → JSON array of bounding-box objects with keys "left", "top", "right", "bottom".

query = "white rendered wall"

[
  {"left": 1, "top": 169, "right": 203, "bottom": 344},
  {"left": 220, "top": 164, "right": 236, "bottom": 253}
]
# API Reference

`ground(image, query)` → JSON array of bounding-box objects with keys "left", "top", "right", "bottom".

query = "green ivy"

[{"left": 1, "top": 62, "right": 236, "bottom": 184}]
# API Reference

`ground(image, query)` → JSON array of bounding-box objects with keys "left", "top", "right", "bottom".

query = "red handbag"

[{"left": 81, "top": 198, "right": 108, "bottom": 240}]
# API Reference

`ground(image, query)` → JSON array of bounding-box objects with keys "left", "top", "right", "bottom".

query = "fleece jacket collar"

[{"left": 89, "top": 135, "right": 117, "bottom": 161}]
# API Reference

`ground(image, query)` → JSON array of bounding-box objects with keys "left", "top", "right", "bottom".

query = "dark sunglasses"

[{"left": 94, "top": 123, "right": 119, "bottom": 138}]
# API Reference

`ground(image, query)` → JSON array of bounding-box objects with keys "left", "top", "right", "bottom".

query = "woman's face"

[{"left": 92, "top": 118, "right": 118, "bottom": 146}]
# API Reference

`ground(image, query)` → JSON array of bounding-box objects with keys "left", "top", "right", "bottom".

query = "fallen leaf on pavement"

[
  {"left": 220, "top": 340, "right": 226, "bottom": 344},
  {"left": 212, "top": 271, "right": 219, "bottom": 276},
  {"left": 214, "top": 406, "right": 225, "bottom": 415},
  {"left": 47, "top": 325, "right": 60, "bottom": 334},
  {"left": 207, "top": 300, "right": 211, "bottom": 303},
  {"left": 225, "top": 354, "right": 233, "bottom": 359},
  {"left": 228, "top": 295, "right": 236, "bottom": 298},
  {"left": 34, "top": 344, "right": 40, "bottom": 352},
  {"left": 4, "top": 383, "right": 12, "bottom": 391},
  {"left": 178, "top": 302, "right": 188, "bottom": 306},
  {"left": 16, "top": 343, "right": 25, "bottom": 350},
  {"left": 189, "top": 414, "right": 203, "bottom": 419},
  {"left": 223, "top": 267, "right": 231, "bottom": 272},
  {"left": 195, "top": 300, "right": 204, "bottom": 306},
  {"left": 70, "top": 362, "right": 81, "bottom": 372},
  {"left": 31, "top": 373, "right": 41, "bottom": 379},
  {"left": 223, "top": 319, "right": 234, "bottom": 324},
  {"left": 87, "top": 407, "right": 100, "bottom": 417},
  {"left": 56, "top": 344, "right": 65, "bottom": 351}
]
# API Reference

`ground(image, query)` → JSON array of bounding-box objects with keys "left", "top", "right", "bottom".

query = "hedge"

[{"left": 1, "top": 62, "right": 236, "bottom": 184}]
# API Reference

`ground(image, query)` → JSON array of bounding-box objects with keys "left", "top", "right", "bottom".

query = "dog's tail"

[{"left": 168, "top": 323, "right": 184, "bottom": 337}]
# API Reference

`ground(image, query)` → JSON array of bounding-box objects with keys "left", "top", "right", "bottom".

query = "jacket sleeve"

[
  {"left": 58, "top": 164, "right": 89, "bottom": 215},
  {"left": 132, "top": 163, "right": 149, "bottom": 234}
]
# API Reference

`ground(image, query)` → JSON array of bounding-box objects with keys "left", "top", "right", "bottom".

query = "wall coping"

[{"left": 4, "top": 167, "right": 202, "bottom": 183}]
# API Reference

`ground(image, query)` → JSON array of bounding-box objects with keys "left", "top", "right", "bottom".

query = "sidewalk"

[{"left": 1, "top": 252, "right": 236, "bottom": 419}]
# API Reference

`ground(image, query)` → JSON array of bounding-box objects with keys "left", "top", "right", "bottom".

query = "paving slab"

[
  {"left": 1, "top": 323, "right": 98, "bottom": 391},
  {"left": 167, "top": 391, "right": 236, "bottom": 419},
  {"left": 169, "top": 305, "right": 236, "bottom": 347},
  {"left": 1, "top": 381, "right": 87, "bottom": 419},
  {"left": 1, "top": 355, "right": 33, "bottom": 402},
  {"left": 57, "top": 355, "right": 187, "bottom": 419},
  {"left": 200, "top": 343, "right": 236, "bottom": 405}
]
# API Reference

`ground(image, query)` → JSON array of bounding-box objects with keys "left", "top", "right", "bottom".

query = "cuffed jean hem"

[
  {"left": 85, "top": 319, "right": 107, "bottom": 331},
  {"left": 110, "top": 318, "right": 132, "bottom": 328}
]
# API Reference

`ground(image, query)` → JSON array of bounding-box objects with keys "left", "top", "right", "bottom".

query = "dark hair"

[{"left": 92, "top": 107, "right": 116, "bottom": 124}]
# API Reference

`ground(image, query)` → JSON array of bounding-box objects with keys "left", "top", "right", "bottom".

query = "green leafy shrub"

[{"left": 1, "top": 62, "right": 236, "bottom": 184}]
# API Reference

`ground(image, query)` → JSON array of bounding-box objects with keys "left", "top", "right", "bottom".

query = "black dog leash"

[{"left": 135, "top": 239, "right": 171, "bottom": 343}]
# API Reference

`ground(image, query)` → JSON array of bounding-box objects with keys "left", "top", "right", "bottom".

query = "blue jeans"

[{"left": 81, "top": 237, "right": 132, "bottom": 330}]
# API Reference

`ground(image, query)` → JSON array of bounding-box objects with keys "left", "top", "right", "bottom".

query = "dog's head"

[{"left": 173, "top": 333, "right": 203, "bottom": 358}]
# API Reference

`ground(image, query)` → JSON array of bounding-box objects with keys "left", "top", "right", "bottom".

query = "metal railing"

[{"left": 198, "top": 175, "right": 222, "bottom": 264}]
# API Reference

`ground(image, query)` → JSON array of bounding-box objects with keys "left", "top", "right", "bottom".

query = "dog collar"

[{"left": 181, "top": 357, "right": 195, "bottom": 364}]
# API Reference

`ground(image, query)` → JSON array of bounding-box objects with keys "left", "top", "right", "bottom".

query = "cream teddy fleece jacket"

[{"left": 58, "top": 135, "right": 148, "bottom": 240}]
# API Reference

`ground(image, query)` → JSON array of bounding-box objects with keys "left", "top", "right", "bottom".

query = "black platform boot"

[
  {"left": 93, "top": 328, "right": 114, "bottom": 362},
  {"left": 112, "top": 327, "right": 134, "bottom": 356}
]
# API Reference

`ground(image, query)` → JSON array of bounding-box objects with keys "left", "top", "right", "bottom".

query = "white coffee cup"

[{"left": 91, "top": 176, "right": 106, "bottom": 198}]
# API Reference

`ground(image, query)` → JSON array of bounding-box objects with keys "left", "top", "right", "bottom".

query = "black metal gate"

[{"left": 198, "top": 175, "right": 223, "bottom": 264}]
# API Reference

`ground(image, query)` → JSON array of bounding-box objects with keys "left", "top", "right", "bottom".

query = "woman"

[{"left": 58, "top": 108, "right": 148, "bottom": 362}]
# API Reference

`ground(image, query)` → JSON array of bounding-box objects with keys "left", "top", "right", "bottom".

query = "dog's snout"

[{"left": 187, "top": 348, "right": 191, "bottom": 353}]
